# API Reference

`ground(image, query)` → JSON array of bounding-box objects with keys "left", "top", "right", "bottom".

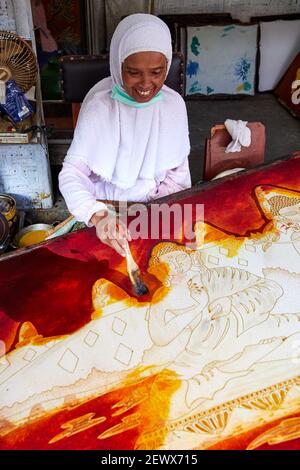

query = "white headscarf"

[
  {"left": 109, "top": 13, "right": 172, "bottom": 86},
  {"left": 66, "top": 14, "right": 190, "bottom": 190}
]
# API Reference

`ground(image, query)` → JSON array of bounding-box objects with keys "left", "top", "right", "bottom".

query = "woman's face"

[{"left": 122, "top": 51, "right": 167, "bottom": 103}]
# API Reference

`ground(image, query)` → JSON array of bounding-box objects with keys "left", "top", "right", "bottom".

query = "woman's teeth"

[{"left": 137, "top": 89, "right": 151, "bottom": 96}]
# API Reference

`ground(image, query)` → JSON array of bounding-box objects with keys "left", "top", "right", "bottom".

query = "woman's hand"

[{"left": 91, "top": 209, "right": 131, "bottom": 257}]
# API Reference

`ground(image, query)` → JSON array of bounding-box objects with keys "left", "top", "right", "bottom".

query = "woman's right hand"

[{"left": 91, "top": 209, "right": 131, "bottom": 257}]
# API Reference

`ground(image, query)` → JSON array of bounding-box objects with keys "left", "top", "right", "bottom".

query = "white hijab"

[{"left": 66, "top": 14, "right": 190, "bottom": 190}]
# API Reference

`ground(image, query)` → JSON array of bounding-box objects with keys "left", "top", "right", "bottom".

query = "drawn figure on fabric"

[
  {"left": 2, "top": 186, "right": 300, "bottom": 434},
  {"left": 143, "top": 243, "right": 284, "bottom": 371},
  {"left": 253, "top": 186, "right": 300, "bottom": 255}
]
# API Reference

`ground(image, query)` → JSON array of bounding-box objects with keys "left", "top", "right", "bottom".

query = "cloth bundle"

[{"left": 224, "top": 119, "right": 251, "bottom": 153}]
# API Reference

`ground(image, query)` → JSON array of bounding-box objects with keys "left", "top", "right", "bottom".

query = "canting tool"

[
  {"left": 124, "top": 239, "right": 148, "bottom": 296},
  {"left": 45, "top": 215, "right": 77, "bottom": 240}
]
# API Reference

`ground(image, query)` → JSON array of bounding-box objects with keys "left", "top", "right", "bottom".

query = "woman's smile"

[
  {"left": 136, "top": 88, "right": 152, "bottom": 96},
  {"left": 122, "top": 51, "right": 167, "bottom": 103}
]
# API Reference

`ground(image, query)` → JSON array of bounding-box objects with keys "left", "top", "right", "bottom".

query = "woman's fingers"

[
  {"left": 114, "top": 219, "right": 131, "bottom": 241},
  {"left": 107, "top": 225, "right": 127, "bottom": 256},
  {"left": 119, "top": 221, "right": 132, "bottom": 241},
  {"left": 96, "top": 215, "right": 131, "bottom": 256},
  {"left": 110, "top": 238, "right": 126, "bottom": 257},
  {"left": 101, "top": 236, "right": 126, "bottom": 257}
]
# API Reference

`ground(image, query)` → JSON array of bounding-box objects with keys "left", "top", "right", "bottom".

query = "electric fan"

[{"left": 0, "top": 31, "right": 37, "bottom": 92}]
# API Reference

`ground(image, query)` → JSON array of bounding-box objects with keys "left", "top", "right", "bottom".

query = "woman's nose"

[{"left": 139, "top": 74, "right": 152, "bottom": 88}]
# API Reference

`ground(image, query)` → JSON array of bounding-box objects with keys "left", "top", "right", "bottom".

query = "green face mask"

[{"left": 111, "top": 84, "right": 164, "bottom": 108}]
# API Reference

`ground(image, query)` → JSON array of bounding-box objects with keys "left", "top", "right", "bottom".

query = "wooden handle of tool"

[
  {"left": 124, "top": 240, "right": 138, "bottom": 271},
  {"left": 46, "top": 215, "right": 75, "bottom": 237}
]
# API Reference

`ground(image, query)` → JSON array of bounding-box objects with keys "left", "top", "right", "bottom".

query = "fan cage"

[{"left": 0, "top": 30, "right": 38, "bottom": 93}]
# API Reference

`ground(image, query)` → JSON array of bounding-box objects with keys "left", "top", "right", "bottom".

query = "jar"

[
  {"left": 0, "top": 194, "right": 18, "bottom": 238},
  {"left": 0, "top": 213, "right": 10, "bottom": 253}
]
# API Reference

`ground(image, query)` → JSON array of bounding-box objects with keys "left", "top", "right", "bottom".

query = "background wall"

[
  {"left": 153, "top": 0, "right": 300, "bottom": 21},
  {"left": 0, "top": 0, "right": 33, "bottom": 39},
  {"left": 85, "top": 0, "right": 300, "bottom": 54},
  {"left": 102, "top": 0, "right": 300, "bottom": 49},
  {"left": 86, "top": 0, "right": 106, "bottom": 54}
]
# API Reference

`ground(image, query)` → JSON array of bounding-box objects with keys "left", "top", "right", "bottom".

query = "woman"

[{"left": 59, "top": 14, "right": 191, "bottom": 256}]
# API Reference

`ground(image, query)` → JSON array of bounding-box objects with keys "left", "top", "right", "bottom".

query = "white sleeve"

[
  {"left": 58, "top": 160, "right": 107, "bottom": 226},
  {"left": 147, "top": 157, "right": 191, "bottom": 200}
]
